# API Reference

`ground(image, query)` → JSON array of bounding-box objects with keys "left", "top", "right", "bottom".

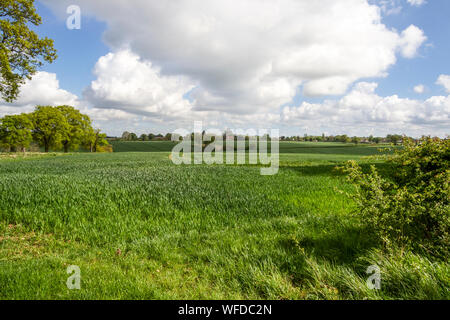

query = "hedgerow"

[{"left": 341, "top": 137, "right": 449, "bottom": 259}]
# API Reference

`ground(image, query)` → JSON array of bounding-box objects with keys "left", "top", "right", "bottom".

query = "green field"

[
  {"left": 110, "top": 140, "right": 393, "bottom": 155},
  {"left": 110, "top": 140, "right": 179, "bottom": 153},
  {"left": 0, "top": 143, "right": 448, "bottom": 299}
]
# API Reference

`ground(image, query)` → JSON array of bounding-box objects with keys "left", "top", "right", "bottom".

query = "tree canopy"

[
  {"left": 0, "top": 0, "right": 57, "bottom": 102},
  {"left": 57, "top": 105, "right": 92, "bottom": 153},
  {"left": 0, "top": 105, "right": 109, "bottom": 153},
  {"left": 0, "top": 113, "right": 33, "bottom": 151},
  {"left": 31, "top": 106, "right": 69, "bottom": 152}
]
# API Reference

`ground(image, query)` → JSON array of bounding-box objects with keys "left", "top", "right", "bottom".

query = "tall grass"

[{"left": 0, "top": 152, "right": 447, "bottom": 299}]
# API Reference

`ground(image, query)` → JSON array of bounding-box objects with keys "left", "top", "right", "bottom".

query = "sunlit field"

[{"left": 0, "top": 143, "right": 448, "bottom": 299}]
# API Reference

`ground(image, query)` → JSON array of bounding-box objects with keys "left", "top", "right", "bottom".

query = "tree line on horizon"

[
  {"left": 117, "top": 132, "right": 173, "bottom": 142},
  {"left": 280, "top": 134, "right": 405, "bottom": 145},
  {"left": 0, "top": 106, "right": 110, "bottom": 153},
  {"left": 116, "top": 130, "right": 410, "bottom": 145}
]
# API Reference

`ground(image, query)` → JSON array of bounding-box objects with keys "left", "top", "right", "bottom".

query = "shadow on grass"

[
  {"left": 281, "top": 164, "right": 344, "bottom": 177},
  {"left": 279, "top": 225, "right": 380, "bottom": 272},
  {"left": 299, "top": 226, "right": 378, "bottom": 264},
  {"left": 280, "top": 162, "right": 395, "bottom": 179}
]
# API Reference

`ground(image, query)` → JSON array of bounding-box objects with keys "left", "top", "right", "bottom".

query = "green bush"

[{"left": 341, "top": 137, "right": 449, "bottom": 259}]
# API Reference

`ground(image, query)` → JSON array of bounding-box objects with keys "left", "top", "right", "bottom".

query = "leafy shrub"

[
  {"left": 341, "top": 137, "right": 449, "bottom": 259},
  {"left": 97, "top": 144, "right": 113, "bottom": 153}
]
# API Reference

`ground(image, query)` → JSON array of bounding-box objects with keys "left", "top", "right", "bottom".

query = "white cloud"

[
  {"left": 0, "top": 72, "right": 79, "bottom": 116},
  {"left": 84, "top": 50, "right": 195, "bottom": 117},
  {"left": 21, "top": 0, "right": 440, "bottom": 137},
  {"left": 43, "top": 0, "right": 426, "bottom": 110},
  {"left": 414, "top": 84, "right": 425, "bottom": 94},
  {"left": 398, "top": 25, "right": 427, "bottom": 58},
  {"left": 436, "top": 75, "right": 450, "bottom": 93},
  {"left": 375, "top": 1, "right": 403, "bottom": 15},
  {"left": 10, "top": 72, "right": 78, "bottom": 107},
  {"left": 282, "top": 82, "right": 450, "bottom": 137},
  {"left": 82, "top": 50, "right": 286, "bottom": 131},
  {"left": 407, "top": 0, "right": 426, "bottom": 7}
]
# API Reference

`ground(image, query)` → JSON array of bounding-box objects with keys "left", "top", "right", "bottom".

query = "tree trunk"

[
  {"left": 45, "top": 143, "right": 49, "bottom": 153},
  {"left": 64, "top": 143, "right": 68, "bottom": 153}
]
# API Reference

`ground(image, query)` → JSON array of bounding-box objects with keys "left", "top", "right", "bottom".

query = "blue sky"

[
  {"left": 375, "top": 0, "right": 450, "bottom": 97},
  {"left": 33, "top": 1, "right": 109, "bottom": 96},
  {"left": 3, "top": 0, "right": 448, "bottom": 137}
]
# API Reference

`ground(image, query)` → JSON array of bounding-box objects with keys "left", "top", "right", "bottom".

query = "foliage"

[
  {"left": 31, "top": 106, "right": 69, "bottom": 152},
  {"left": 56, "top": 105, "right": 92, "bottom": 153},
  {"left": 0, "top": 113, "right": 33, "bottom": 151},
  {"left": 0, "top": 105, "right": 107, "bottom": 153},
  {"left": 341, "top": 137, "right": 450, "bottom": 259},
  {"left": 351, "top": 136, "right": 360, "bottom": 145},
  {"left": 0, "top": 0, "right": 57, "bottom": 102},
  {"left": 85, "top": 128, "right": 109, "bottom": 152},
  {"left": 386, "top": 134, "right": 402, "bottom": 145},
  {"left": 120, "top": 131, "right": 174, "bottom": 142}
]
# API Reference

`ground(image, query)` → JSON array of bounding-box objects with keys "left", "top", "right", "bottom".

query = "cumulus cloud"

[
  {"left": 398, "top": 25, "right": 427, "bottom": 58},
  {"left": 282, "top": 82, "right": 450, "bottom": 136},
  {"left": 436, "top": 75, "right": 450, "bottom": 93},
  {"left": 43, "top": 0, "right": 426, "bottom": 112},
  {"left": 17, "top": 0, "right": 440, "bottom": 137},
  {"left": 0, "top": 72, "right": 79, "bottom": 116},
  {"left": 84, "top": 50, "right": 195, "bottom": 117}
]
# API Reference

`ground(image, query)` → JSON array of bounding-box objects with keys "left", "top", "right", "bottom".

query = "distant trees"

[
  {"left": 130, "top": 133, "right": 138, "bottom": 141},
  {"left": 121, "top": 131, "right": 140, "bottom": 141},
  {"left": 387, "top": 134, "right": 402, "bottom": 145},
  {"left": 119, "top": 131, "right": 414, "bottom": 145},
  {"left": 85, "top": 128, "right": 109, "bottom": 152},
  {"left": 122, "top": 131, "right": 131, "bottom": 141},
  {"left": 278, "top": 134, "right": 410, "bottom": 145},
  {"left": 334, "top": 135, "right": 350, "bottom": 143},
  {"left": 120, "top": 131, "right": 173, "bottom": 142},
  {"left": 351, "top": 136, "right": 360, "bottom": 145},
  {"left": 0, "top": 114, "right": 33, "bottom": 152},
  {"left": 0, "top": 105, "right": 109, "bottom": 153}
]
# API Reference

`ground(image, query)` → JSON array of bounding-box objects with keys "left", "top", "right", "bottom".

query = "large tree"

[
  {"left": 0, "top": 113, "right": 33, "bottom": 152},
  {"left": 0, "top": 0, "right": 57, "bottom": 102},
  {"left": 57, "top": 105, "right": 92, "bottom": 153},
  {"left": 31, "top": 106, "right": 69, "bottom": 152}
]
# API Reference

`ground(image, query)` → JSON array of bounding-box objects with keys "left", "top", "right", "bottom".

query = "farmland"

[
  {"left": 109, "top": 140, "right": 393, "bottom": 156},
  {"left": 0, "top": 142, "right": 448, "bottom": 299}
]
